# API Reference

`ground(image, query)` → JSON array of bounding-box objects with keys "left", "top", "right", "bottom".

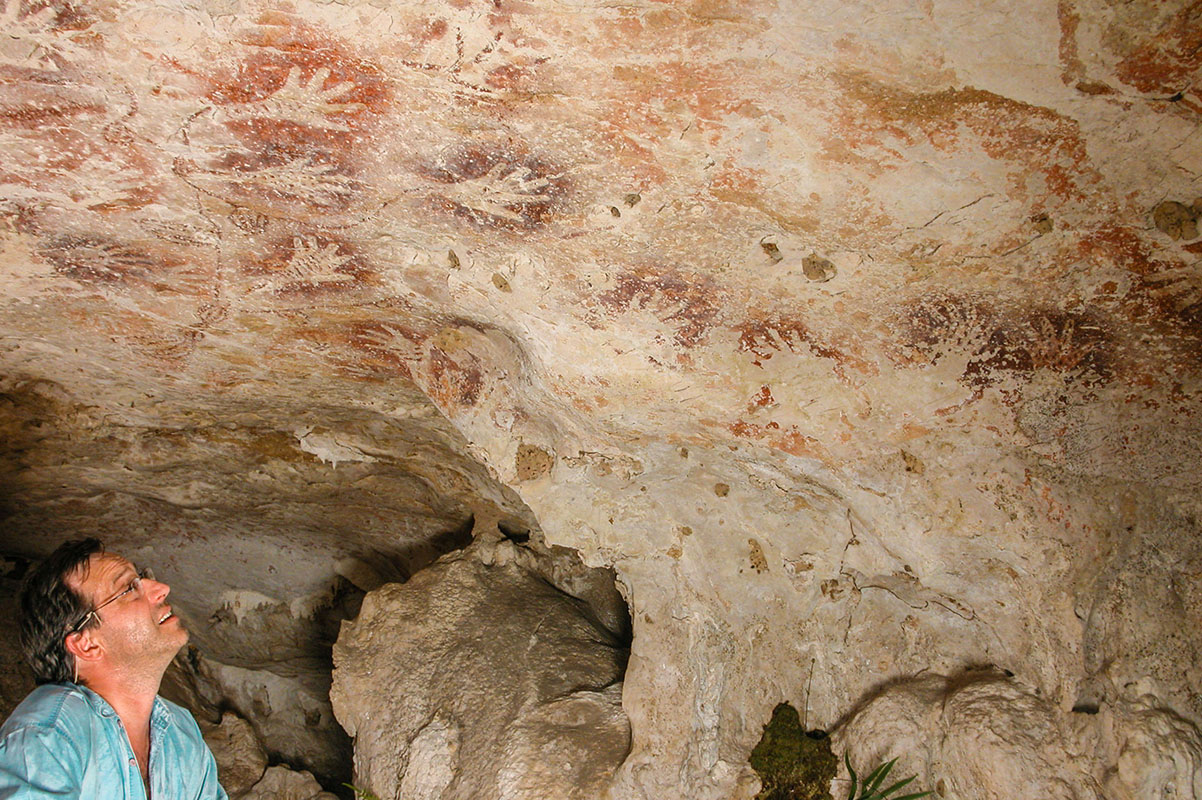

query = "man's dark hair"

[{"left": 18, "top": 538, "right": 103, "bottom": 684}]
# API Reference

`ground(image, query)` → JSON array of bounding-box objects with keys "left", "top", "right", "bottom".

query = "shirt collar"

[
  {"left": 150, "top": 696, "right": 172, "bottom": 732},
  {"left": 70, "top": 683, "right": 175, "bottom": 731}
]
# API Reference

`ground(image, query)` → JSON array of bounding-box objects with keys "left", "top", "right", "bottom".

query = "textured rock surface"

[
  {"left": 201, "top": 712, "right": 269, "bottom": 798},
  {"left": 201, "top": 706, "right": 343, "bottom": 800},
  {"left": 831, "top": 671, "right": 1202, "bottom": 800},
  {"left": 0, "top": 564, "right": 35, "bottom": 723},
  {"left": 240, "top": 765, "right": 339, "bottom": 800},
  {"left": 0, "top": 0, "right": 1199, "bottom": 796},
  {"left": 832, "top": 673, "right": 1097, "bottom": 799},
  {"left": 331, "top": 538, "right": 630, "bottom": 800},
  {"left": 1106, "top": 699, "right": 1202, "bottom": 800}
]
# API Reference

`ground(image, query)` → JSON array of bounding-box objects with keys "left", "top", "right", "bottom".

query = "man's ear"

[{"left": 65, "top": 628, "right": 103, "bottom": 666}]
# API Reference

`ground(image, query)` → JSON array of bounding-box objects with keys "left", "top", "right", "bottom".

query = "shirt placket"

[
  {"left": 123, "top": 745, "right": 145, "bottom": 800},
  {"left": 149, "top": 704, "right": 168, "bottom": 800},
  {"left": 97, "top": 703, "right": 143, "bottom": 800}
]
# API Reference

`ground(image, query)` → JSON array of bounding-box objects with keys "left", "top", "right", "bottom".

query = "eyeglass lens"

[{"left": 68, "top": 566, "right": 156, "bottom": 633}]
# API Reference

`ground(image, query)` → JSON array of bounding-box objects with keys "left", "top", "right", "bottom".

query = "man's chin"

[{"left": 167, "top": 620, "right": 190, "bottom": 651}]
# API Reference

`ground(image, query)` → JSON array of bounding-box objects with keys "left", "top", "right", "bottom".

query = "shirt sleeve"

[
  {"left": 171, "top": 707, "right": 227, "bottom": 800},
  {"left": 195, "top": 739, "right": 228, "bottom": 800},
  {"left": 0, "top": 724, "right": 85, "bottom": 799}
]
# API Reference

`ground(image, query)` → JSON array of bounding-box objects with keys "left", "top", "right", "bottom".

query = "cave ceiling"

[{"left": 0, "top": 0, "right": 1200, "bottom": 795}]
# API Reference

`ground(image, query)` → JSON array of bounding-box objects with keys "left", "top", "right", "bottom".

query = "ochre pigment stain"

[
  {"left": 595, "top": 265, "right": 723, "bottom": 347},
  {"left": 828, "top": 72, "right": 1098, "bottom": 202},
  {"left": 419, "top": 142, "right": 570, "bottom": 231},
  {"left": 734, "top": 314, "right": 872, "bottom": 378},
  {"left": 892, "top": 291, "right": 1114, "bottom": 391}
]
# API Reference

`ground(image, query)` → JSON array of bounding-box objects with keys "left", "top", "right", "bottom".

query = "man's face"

[{"left": 69, "top": 552, "right": 189, "bottom": 676}]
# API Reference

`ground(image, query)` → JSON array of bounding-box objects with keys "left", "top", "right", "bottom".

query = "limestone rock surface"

[
  {"left": 0, "top": 0, "right": 1199, "bottom": 796},
  {"left": 201, "top": 712, "right": 269, "bottom": 798},
  {"left": 1105, "top": 699, "right": 1202, "bottom": 800},
  {"left": 831, "top": 672, "right": 1202, "bottom": 800},
  {"left": 331, "top": 539, "right": 630, "bottom": 800},
  {"left": 201, "top": 710, "right": 343, "bottom": 800},
  {"left": 240, "top": 765, "right": 339, "bottom": 800}
]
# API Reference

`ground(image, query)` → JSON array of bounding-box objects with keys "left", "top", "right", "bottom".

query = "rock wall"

[
  {"left": 0, "top": 0, "right": 1199, "bottom": 797},
  {"left": 203, "top": 711, "right": 339, "bottom": 800}
]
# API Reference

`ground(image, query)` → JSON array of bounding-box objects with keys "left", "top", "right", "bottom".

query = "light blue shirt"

[{"left": 0, "top": 683, "right": 227, "bottom": 800}]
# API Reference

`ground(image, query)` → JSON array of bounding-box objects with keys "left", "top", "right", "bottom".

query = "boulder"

[{"left": 331, "top": 542, "right": 629, "bottom": 800}]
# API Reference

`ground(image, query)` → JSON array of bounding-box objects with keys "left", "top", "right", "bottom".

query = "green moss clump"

[{"left": 749, "top": 703, "right": 837, "bottom": 800}]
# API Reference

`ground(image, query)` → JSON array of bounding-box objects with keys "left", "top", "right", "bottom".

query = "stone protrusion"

[
  {"left": 831, "top": 672, "right": 1202, "bottom": 800},
  {"left": 1152, "top": 200, "right": 1200, "bottom": 241},
  {"left": 331, "top": 544, "right": 630, "bottom": 800},
  {"left": 201, "top": 712, "right": 268, "bottom": 798}
]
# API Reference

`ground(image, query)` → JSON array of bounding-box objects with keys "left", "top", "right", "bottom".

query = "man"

[{"left": 0, "top": 538, "right": 227, "bottom": 799}]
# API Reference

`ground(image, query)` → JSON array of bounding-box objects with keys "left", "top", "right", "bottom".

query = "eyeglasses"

[{"left": 67, "top": 567, "right": 155, "bottom": 634}]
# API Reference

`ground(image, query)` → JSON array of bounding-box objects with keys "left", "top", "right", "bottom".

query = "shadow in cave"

[
  {"left": 353, "top": 512, "right": 478, "bottom": 589},
  {"left": 160, "top": 512, "right": 484, "bottom": 796}
]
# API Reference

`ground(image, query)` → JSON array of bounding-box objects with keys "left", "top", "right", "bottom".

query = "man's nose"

[{"left": 146, "top": 578, "right": 170, "bottom": 602}]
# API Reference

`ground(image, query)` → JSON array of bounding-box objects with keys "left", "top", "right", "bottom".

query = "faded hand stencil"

[{"left": 0, "top": 0, "right": 1195, "bottom": 456}]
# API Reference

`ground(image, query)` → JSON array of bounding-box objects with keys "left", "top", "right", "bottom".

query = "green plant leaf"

[
  {"left": 342, "top": 784, "right": 382, "bottom": 800},
  {"left": 864, "top": 757, "right": 895, "bottom": 796},
  {"left": 841, "top": 754, "right": 931, "bottom": 800},
  {"left": 876, "top": 774, "right": 916, "bottom": 797}
]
